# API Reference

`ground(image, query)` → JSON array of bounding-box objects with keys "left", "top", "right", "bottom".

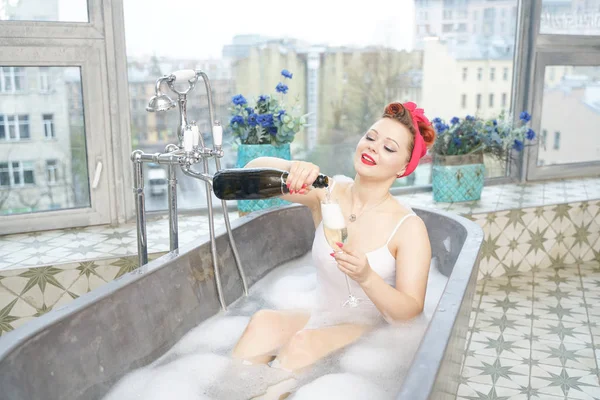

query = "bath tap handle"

[
  {"left": 213, "top": 121, "right": 223, "bottom": 148},
  {"left": 171, "top": 69, "right": 197, "bottom": 83},
  {"left": 183, "top": 129, "right": 194, "bottom": 152},
  {"left": 191, "top": 125, "right": 200, "bottom": 147}
]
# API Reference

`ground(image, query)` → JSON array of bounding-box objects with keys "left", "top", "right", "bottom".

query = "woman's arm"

[
  {"left": 243, "top": 156, "right": 325, "bottom": 210},
  {"left": 333, "top": 216, "right": 431, "bottom": 322}
]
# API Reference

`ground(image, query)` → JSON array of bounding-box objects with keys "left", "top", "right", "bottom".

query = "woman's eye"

[
  {"left": 366, "top": 135, "right": 374, "bottom": 141},
  {"left": 385, "top": 147, "right": 396, "bottom": 153}
]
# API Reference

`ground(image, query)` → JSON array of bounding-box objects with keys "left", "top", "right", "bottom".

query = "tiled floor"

[
  {"left": 0, "top": 212, "right": 240, "bottom": 271},
  {"left": 460, "top": 261, "right": 600, "bottom": 400}
]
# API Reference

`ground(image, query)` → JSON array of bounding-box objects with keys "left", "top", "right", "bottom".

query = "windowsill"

[{"left": 0, "top": 176, "right": 598, "bottom": 272}]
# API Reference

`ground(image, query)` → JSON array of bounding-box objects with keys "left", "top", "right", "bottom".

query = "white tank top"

[{"left": 306, "top": 180, "right": 417, "bottom": 328}]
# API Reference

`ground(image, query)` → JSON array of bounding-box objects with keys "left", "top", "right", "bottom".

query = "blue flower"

[
  {"left": 275, "top": 83, "right": 289, "bottom": 94},
  {"left": 450, "top": 117, "right": 460, "bottom": 125},
  {"left": 526, "top": 128, "right": 536, "bottom": 140},
  {"left": 432, "top": 117, "right": 442, "bottom": 124},
  {"left": 278, "top": 110, "right": 286, "bottom": 121},
  {"left": 268, "top": 126, "right": 278, "bottom": 136},
  {"left": 232, "top": 94, "right": 247, "bottom": 106},
  {"left": 258, "top": 95, "right": 269, "bottom": 103},
  {"left": 513, "top": 139, "right": 524, "bottom": 151},
  {"left": 465, "top": 115, "right": 475, "bottom": 122},
  {"left": 257, "top": 113, "right": 274, "bottom": 128},
  {"left": 452, "top": 138, "right": 462, "bottom": 147},
  {"left": 519, "top": 111, "right": 531, "bottom": 122},
  {"left": 493, "top": 119, "right": 497, "bottom": 126},
  {"left": 248, "top": 113, "right": 258, "bottom": 127},
  {"left": 434, "top": 122, "right": 447, "bottom": 132},
  {"left": 245, "top": 107, "right": 254, "bottom": 114},
  {"left": 281, "top": 69, "right": 293, "bottom": 79},
  {"left": 230, "top": 115, "right": 244, "bottom": 125}
]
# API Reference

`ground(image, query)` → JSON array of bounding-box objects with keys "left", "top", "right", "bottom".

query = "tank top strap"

[{"left": 385, "top": 213, "right": 418, "bottom": 245}]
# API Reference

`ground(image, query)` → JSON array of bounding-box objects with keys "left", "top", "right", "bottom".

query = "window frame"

[
  {"left": 516, "top": 0, "right": 600, "bottom": 181},
  {"left": 0, "top": 0, "right": 134, "bottom": 234}
]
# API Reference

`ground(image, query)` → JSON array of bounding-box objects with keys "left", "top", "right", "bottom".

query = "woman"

[{"left": 232, "top": 101, "right": 436, "bottom": 391}]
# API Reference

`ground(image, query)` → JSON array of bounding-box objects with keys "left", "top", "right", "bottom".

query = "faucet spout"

[{"left": 181, "top": 165, "right": 214, "bottom": 187}]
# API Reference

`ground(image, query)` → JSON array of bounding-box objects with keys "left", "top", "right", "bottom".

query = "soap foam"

[
  {"left": 103, "top": 252, "right": 449, "bottom": 400},
  {"left": 290, "top": 373, "right": 391, "bottom": 400},
  {"left": 321, "top": 203, "right": 346, "bottom": 230}
]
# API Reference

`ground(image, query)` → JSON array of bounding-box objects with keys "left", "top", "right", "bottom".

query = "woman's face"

[{"left": 353, "top": 118, "right": 413, "bottom": 180}]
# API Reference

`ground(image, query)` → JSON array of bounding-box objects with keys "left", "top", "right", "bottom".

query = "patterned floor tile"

[
  {"left": 475, "top": 310, "right": 531, "bottom": 336},
  {"left": 531, "top": 340, "right": 598, "bottom": 371},
  {"left": 457, "top": 382, "right": 526, "bottom": 399},
  {"left": 462, "top": 354, "right": 530, "bottom": 389},
  {"left": 530, "top": 364, "right": 600, "bottom": 399},
  {"left": 532, "top": 319, "right": 596, "bottom": 345},
  {"left": 468, "top": 331, "right": 531, "bottom": 361}
]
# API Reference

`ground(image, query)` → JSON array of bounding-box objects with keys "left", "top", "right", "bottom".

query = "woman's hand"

[
  {"left": 331, "top": 243, "right": 374, "bottom": 285},
  {"left": 286, "top": 161, "right": 321, "bottom": 194}
]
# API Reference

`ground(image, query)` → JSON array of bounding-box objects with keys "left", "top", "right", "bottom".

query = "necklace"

[{"left": 348, "top": 189, "right": 390, "bottom": 223}]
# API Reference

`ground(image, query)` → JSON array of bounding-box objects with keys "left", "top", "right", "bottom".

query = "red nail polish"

[
  {"left": 302, "top": 184, "right": 307, "bottom": 188},
  {"left": 330, "top": 252, "right": 335, "bottom": 257},
  {"left": 336, "top": 242, "right": 343, "bottom": 247}
]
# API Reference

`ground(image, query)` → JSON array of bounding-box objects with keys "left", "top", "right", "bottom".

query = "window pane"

[
  {"left": 23, "top": 170, "right": 34, "bottom": 184},
  {"left": 540, "top": 0, "right": 600, "bottom": 35},
  {"left": 0, "top": 66, "right": 90, "bottom": 215},
  {"left": 537, "top": 65, "right": 600, "bottom": 166},
  {"left": 0, "top": 0, "right": 89, "bottom": 22},
  {"left": 124, "top": 0, "right": 519, "bottom": 211},
  {"left": 18, "top": 115, "right": 30, "bottom": 139}
]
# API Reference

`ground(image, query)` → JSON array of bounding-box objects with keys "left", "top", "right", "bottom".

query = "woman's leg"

[
  {"left": 274, "top": 324, "right": 370, "bottom": 372},
  {"left": 232, "top": 309, "right": 310, "bottom": 365}
]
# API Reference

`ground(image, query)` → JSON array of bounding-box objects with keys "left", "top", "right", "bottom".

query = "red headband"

[{"left": 398, "top": 101, "right": 429, "bottom": 178}]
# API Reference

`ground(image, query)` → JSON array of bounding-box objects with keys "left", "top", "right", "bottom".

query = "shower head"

[
  {"left": 146, "top": 94, "right": 176, "bottom": 112},
  {"left": 146, "top": 76, "right": 177, "bottom": 112}
]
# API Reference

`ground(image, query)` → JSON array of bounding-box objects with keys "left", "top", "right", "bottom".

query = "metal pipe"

[
  {"left": 138, "top": 152, "right": 182, "bottom": 165},
  {"left": 181, "top": 164, "right": 226, "bottom": 310},
  {"left": 203, "top": 157, "right": 227, "bottom": 311},
  {"left": 176, "top": 94, "right": 188, "bottom": 146},
  {"left": 131, "top": 150, "right": 148, "bottom": 268},
  {"left": 165, "top": 144, "right": 179, "bottom": 253},
  {"left": 197, "top": 71, "right": 248, "bottom": 296},
  {"left": 181, "top": 165, "right": 213, "bottom": 186}
]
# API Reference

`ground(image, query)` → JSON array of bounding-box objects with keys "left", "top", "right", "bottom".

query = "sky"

[
  {"left": 121, "top": 0, "right": 416, "bottom": 59},
  {"left": 2, "top": 0, "right": 416, "bottom": 58}
]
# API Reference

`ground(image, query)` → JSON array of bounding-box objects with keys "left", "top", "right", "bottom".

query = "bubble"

[{"left": 290, "top": 373, "right": 391, "bottom": 400}]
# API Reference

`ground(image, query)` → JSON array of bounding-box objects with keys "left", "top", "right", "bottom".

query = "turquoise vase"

[
  {"left": 235, "top": 143, "right": 292, "bottom": 214},
  {"left": 432, "top": 154, "right": 485, "bottom": 203}
]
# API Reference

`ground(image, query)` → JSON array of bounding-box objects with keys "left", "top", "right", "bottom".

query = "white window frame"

[
  {"left": 46, "top": 159, "right": 58, "bottom": 185},
  {"left": 0, "top": 114, "right": 30, "bottom": 141},
  {"left": 43, "top": 113, "right": 55, "bottom": 138},
  {"left": 515, "top": 0, "right": 600, "bottom": 181},
  {"left": 39, "top": 67, "right": 51, "bottom": 92},
  {"left": 0, "top": 0, "right": 134, "bottom": 234},
  {"left": 0, "top": 161, "right": 35, "bottom": 187},
  {"left": 0, "top": 66, "right": 26, "bottom": 93}
]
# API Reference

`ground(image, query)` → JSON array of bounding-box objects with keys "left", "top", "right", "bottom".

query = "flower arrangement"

[
  {"left": 228, "top": 69, "right": 309, "bottom": 146},
  {"left": 430, "top": 111, "right": 536, "bottom": 160}
]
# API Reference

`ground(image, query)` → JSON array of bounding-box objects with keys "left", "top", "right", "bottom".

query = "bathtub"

[{"left": 0, "top": 204, "right": 483, "bottom": 400}]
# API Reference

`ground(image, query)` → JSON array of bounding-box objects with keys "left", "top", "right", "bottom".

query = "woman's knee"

[{"left": 283, "top": 330, "right": 314, "bottom": 355}]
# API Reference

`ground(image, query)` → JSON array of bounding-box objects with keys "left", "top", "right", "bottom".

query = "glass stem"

[{"left": 344, "top": 275, "right": 353, "bottom": 296}]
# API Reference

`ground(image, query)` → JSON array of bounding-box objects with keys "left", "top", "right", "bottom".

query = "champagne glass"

[{"left": 321, "top": 197, "right": 361, "bottom": 308}]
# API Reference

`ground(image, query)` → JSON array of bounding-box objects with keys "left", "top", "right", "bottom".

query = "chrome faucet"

[{"left": 131, "top": 70, "right": 248, "bottom": 311}]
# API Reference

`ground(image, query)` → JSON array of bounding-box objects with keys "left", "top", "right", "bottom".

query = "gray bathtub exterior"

[{"left": 0, "top": 205, "right": 483, "bottom": 400}]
